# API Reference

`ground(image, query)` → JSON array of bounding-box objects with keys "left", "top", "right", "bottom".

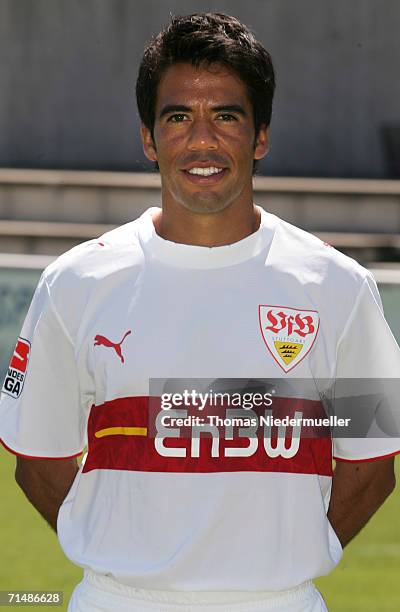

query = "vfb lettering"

[
  {"left": 2, "top": 338, "right": 31, "bottom": 399},
  {"left": 155, "top": 409, "right": 302, "bottom": 459},
  {"left": 266, "top": 309, "right": 315, "bottom": 337}
]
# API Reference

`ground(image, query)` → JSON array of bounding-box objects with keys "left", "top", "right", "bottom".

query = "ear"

[
  {"left": 254, "top": 125, "right": 269, "bottom": 160},
  {"left": 140, "top": 124, "right": 158, "bottom": 162}
]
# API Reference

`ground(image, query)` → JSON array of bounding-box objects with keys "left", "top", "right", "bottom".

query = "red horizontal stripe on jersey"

[{"left": 83, "top": 396, "right": 333, "bottom": 476}]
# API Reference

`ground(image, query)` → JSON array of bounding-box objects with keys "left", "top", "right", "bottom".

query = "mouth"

[{"left": 182, "top": 166, "right": 228, "bottom": 185}]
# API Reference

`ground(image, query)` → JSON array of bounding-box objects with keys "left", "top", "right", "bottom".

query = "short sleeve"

[
  {"left": 0, "top": 273, "right": 88, "bottom": 458},
  {"left": 333, "top": 273, "right": 400, "bottom": 461}
]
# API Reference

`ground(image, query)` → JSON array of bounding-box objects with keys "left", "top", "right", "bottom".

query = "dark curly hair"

[{"left": 136, "top": 13, "right": 275, "bottom": 141}]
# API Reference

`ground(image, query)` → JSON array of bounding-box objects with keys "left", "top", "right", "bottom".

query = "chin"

[{"left": 179, "top": 195, "right": 232, "bottom": 215}]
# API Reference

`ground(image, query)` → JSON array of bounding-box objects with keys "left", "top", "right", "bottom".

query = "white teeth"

[{"left": 187, "top": 166, "right": 223, "bottom": 176}]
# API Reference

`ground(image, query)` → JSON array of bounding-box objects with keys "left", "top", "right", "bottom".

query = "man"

[{"left": 1, "top": 12, "right": 399, "bottom": 612}]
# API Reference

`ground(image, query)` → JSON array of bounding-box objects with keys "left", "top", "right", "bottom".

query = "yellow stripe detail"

[{"left": 95, "top": 426, "right": 148, "bottom": 438}]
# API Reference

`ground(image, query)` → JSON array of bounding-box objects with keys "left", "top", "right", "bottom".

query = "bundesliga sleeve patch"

[
  {"left": 259, "top": 306, "right": 319, "bottom": 372},
  {"left": 2, "top": 337, "right": 31, "bottom": 398}
]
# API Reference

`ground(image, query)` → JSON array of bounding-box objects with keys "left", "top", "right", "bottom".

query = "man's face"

[{"left": 141, "top": 62, "right": 268, "bottom": 214}]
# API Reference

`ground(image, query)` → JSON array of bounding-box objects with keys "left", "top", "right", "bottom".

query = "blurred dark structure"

[
  {"left": 1, "top": 0, "right": 400, "bottom": 178},
  {"left": 382, "top": 125, "right": 400, "bottom": 178}
]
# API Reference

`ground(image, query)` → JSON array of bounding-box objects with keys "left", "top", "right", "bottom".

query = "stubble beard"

[
  {"left": 167, "top": 173, "right": 247, "bottom": 215},
  {"left": 177, "top": 190, "right": 234, "bottom": 214}
]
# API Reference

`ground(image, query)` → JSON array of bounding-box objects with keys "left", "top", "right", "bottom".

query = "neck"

[{"left": 152, "top": 195, "right": 261, "bottom": 248}]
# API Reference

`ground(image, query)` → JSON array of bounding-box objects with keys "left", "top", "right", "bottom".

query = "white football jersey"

[{"left": 1, "top": 206, "right": 400, "bottom": 591}]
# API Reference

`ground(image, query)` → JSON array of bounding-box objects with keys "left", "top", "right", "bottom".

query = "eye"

[
  {"left": 167, "top": 114, "right": 189, "bottom": 123},
  {"left": 217, "top": 114, "right": 237, "bottom": 122}
]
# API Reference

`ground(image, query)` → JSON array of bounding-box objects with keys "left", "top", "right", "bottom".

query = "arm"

[
  {"left": 327, "top": 456, "right": 396, "bottom": 548},
  {"left": 15, "top": 456, "right": 79, "bottom": 532}
]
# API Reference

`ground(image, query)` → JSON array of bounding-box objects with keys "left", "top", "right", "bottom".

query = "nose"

[{"left": 187, "top": 118, "right": 218, "bottom": 151}]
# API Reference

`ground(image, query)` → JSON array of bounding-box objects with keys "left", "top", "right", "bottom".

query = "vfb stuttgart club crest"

[{"left": 259, "top": 306, "right": 319, "bottom": 372}]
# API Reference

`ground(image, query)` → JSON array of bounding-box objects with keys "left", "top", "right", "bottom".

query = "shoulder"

[
  {"left": 36, "top": 209, "right": 156, "bottom": 337},
  {"left": 42, "top": 210, "right": 155, "bottom": 291},
  {"left": 260, "top": 210, "right": 378, "bottom": 344},
  {"left": 264, "top": 210, "right": 372, "bottom": 292}
]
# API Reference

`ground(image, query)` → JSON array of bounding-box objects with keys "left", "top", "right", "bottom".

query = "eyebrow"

[
  {"left": 212, "top": 105, "right": 247, "bottom": 116},
  {"left": 159, "top": 104, "right": 247, "bottom": 118},
  {"left": 159, "top": 105, "right": 191, "bottom": 118}
]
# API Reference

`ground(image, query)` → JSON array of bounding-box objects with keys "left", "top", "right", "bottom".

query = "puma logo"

[{"left": 94, "top": 330, "right": 132, "bottom": 363}]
